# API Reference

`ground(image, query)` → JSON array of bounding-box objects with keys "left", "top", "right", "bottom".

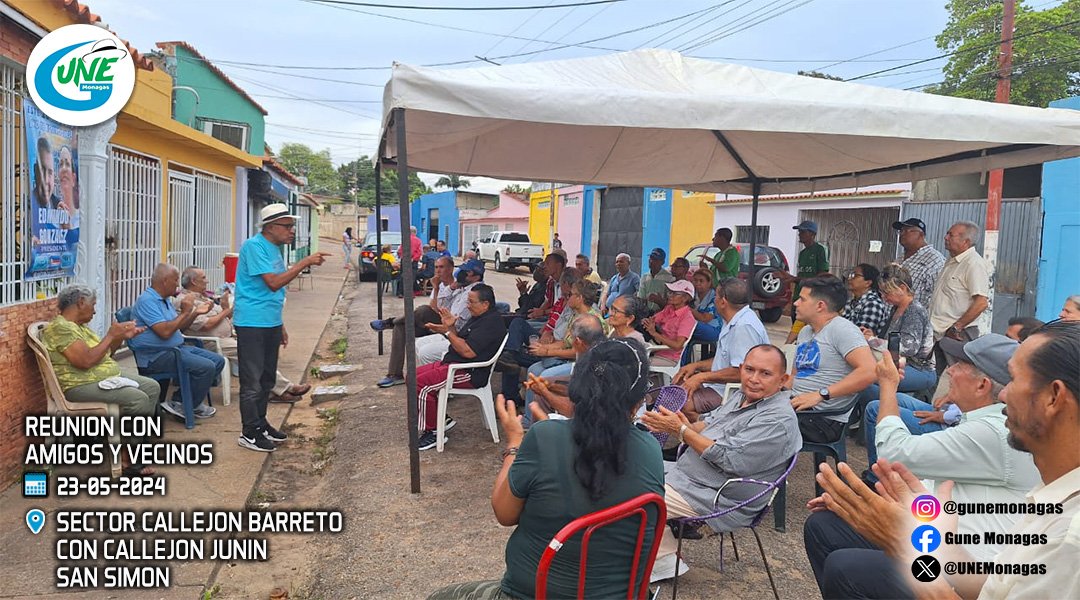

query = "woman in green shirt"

[
  {"left": 42, "top": 285, "right": 161, "bottom": 476},
  {"left": 428, "top": 339, "right": 664, "bottom": 599}
]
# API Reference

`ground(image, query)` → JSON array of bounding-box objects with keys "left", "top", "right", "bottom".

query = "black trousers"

[
  {"left": 236, "top": 325, "right": 283, "bottom": 437},
  {"left": 803, "top": 511, "right": 913, "bottom": 599},
  {"left": 798, "top": 413, "right": 848, "bottom": 444}
]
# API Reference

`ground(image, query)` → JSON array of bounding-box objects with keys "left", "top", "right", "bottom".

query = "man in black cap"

[
  {"left": 892, "top": 217, "right": 945, "bottom": 309},
  {"left": 782, "top": 220, "right": 830, "bottom": 344}
]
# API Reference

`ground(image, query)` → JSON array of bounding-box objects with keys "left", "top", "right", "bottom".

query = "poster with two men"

[{"left": 24, "top": 100, "right": 79, "bottom": 280}]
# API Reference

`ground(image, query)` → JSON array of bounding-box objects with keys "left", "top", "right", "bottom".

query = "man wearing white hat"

[{"left": 235, "top": 203, "right": 331, "bottom": 452}]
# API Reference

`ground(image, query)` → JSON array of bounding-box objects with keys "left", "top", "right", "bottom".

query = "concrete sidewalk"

[{"left": 0, "top": 242, "right": 348, "bottom": 599}]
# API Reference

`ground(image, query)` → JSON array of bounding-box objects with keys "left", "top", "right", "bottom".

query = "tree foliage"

[
  {"left": 928, "top": 0, "right": 1080, "bottom": 107},
  {"left": 501, "top": 183, "right": 532, "bottom": 195},
  {"left": 337, "top": 157, "right": 431, "bottom": 207},
  {"left": 797, "top": 70, "right": 844, "bottom": 81},
  {"left": 434, "top": 174, "right": 471, "bottom": 190},
  {"left": 276, "top": 143, "right": 338, "bottom": 195}
]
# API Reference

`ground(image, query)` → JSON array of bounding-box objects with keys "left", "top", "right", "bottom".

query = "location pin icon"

[{"left": 26, "top": 509, "right": 45, "bottom": 535}]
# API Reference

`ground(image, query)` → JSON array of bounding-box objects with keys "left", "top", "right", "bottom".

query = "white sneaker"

[{"left": 649, "top": 553, "right": 689, "bottom": 583}]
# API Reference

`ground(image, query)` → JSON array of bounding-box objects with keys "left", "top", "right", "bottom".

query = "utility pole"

[{"left": 983, "top": 0, "right": 1015, "bottom": 330}]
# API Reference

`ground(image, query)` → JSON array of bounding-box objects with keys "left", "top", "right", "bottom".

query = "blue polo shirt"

[
  {"left": 128, "top": 287, "right": 184, "bottom": 367},
  {"left": 234, "top": 233, "right": 287, "bottom": 328},
  {"left": 605, "top": 270, "right": 640, "bottom": 309}
]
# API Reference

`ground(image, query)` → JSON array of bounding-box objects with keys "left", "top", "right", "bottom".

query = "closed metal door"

[
  {"left": 193, "top": 173, "right": 231, "bottom": 289},
  {"left": 167, "top": 172, "right": 196, "bottom": 269},
  {"left": 799, "top": 206, "right": 901, "bottom": 278},
  {"left": 596, "top": 187, "right": 644, "bottom": 280}
]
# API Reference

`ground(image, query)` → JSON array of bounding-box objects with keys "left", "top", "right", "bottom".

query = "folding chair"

[
  {"left": 670, "top": 455, "right": 799, "bottom": 600},
  {"left": 27, "top": 322, "right": 123, "bottom": 478},
  {"left": 536, "top": 492, "right": 667, "bottom": 600},
  {"left": 434, "top": 334, "right": 509, "bottom": 452}
]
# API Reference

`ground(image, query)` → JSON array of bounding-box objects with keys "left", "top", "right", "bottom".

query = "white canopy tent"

[{"left": 374, "top": 49, "right": 1080, "bottom": 493}]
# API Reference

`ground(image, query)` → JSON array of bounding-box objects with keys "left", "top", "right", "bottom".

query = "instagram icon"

[{"left": 911, "top": 495, "right": 940, "bottom": 522}]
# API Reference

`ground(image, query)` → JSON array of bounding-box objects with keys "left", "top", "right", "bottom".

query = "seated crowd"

[{"left": 401, "top": 219, "right": 1079, "bottom": 599}]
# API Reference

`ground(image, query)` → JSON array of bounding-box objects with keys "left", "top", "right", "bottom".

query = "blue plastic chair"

[
  {"left": 115, "top": 306, "right": 203, "bottom": 429},
  {"left": 669, "top": 455, "right": 798, "bottom": 600}
]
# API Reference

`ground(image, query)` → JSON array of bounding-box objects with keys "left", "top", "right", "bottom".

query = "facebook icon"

[{"left": 911, "top": 525, "right": 941, "bottom": 553}]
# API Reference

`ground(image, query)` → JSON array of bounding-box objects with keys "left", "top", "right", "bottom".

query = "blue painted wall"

[
  {"left": 367, "top": 208, "right": 402, "bottom": 237},
  {"left": 580, "top": 185, "right": 602, "bottom": 256},
  {"left": 410, "top": 190, "right": 462, "bottom": 254},
  {"left": 641, "top": 188, "right": 673, "bottom": 266},
  {"left": 1036, "top": 96, "right": 1080, "bottom": 321}
]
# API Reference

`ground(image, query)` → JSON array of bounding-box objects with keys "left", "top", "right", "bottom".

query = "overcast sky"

[{"left": 85, "top": 0, "right": 1062, "bottom": 193}]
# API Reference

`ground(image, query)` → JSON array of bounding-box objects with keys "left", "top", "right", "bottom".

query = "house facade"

[
  {"left": 410, "top": 190, "right": 498, "bottom": 255},
  {"left": 0, "top": 0, "right": 261, "bottom": 486},
  {"left": 1036, "top": 96, "right": 1080, "bottom": 322},
  {"left": 459, "top": 192, "right": 530, "bottom": 255}
]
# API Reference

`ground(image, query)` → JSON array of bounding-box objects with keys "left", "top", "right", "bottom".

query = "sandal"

[{"left": 121, "top": 463, "right": 156, "bottom": 477}]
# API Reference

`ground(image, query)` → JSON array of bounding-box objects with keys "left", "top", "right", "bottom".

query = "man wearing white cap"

[{"left": 235, "top": 203, "right": 331, "bottom": 452}]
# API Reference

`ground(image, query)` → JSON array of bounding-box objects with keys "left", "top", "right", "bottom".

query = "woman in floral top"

[{"left": 41, "top": 285, "right": 161, "bottom": 476}]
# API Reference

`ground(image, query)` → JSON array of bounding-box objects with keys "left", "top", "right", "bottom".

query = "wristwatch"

[{"left": 818, "top": 387, "right": 831, "bottom": 401}]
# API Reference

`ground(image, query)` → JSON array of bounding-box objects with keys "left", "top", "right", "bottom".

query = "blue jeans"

[
  {"left": 683, "top": 321, "right": 720, "bottom": 364},
  {"left": 852, "top": 365, "right": 937, "bottom": 429},
  {"left": 864, "top": 394, "right": 944, "bottom": 479},
  {"left": 143, "top": 345, "right": 224, "bottom": 409}
]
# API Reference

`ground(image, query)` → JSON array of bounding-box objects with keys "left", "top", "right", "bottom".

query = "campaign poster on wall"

[{"left": 23, "top": 100, "right": 79, "bottom": 281}]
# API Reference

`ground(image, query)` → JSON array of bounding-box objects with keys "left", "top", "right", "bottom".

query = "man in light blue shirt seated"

[
  {"left": 128, "top": 262, "right": 225, "bottom": 420},
  {"left": 671, "top": 278, "right": 770, "bottom": 417},
  {"left": 602, "top": 252, "right": 640, "bottom": 315}
]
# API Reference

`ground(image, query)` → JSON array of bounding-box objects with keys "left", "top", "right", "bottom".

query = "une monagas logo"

[{"left": 26, "top": 24, "right": 135, "bottom": 126}]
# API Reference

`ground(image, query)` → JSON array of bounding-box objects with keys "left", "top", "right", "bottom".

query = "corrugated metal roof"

[{"left": 710, "top": 189, "right": 908, "bottom": 205}]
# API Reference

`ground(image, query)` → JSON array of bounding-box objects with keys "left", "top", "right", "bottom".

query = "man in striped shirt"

[{"left": 893, "top": 218, "right": 945, "bottom": 309}]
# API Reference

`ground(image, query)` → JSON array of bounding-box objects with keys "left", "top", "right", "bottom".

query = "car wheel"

[
  {"left": 753, "top": 267, "right": 784, "bottom": 298},
  {"left": 759, "top": 306, "right": 784, "bottom": 323},
  {"left": 494, "top": 254, "right": 503, "bottom": 272}
]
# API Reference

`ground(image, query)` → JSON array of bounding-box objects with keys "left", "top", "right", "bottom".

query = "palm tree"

[{"left": 434, "top": 174, "right": 471, "bottom": 190}]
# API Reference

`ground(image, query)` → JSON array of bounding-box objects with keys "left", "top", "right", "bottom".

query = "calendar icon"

[{"left": 23, "top": 472, "right": 48, "bottom": 497}]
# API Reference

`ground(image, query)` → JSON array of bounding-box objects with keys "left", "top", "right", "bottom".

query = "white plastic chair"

[
  {"left": 27, "top": 322, "right": 122, "bottom": 478},
  {"left": 434, "top": 334, "right": 509, "bottom": 452},
  {"left": 723, "top": 382, "right": 742, "bottom": 404},
  {"left": 646, "top": 335, "right": 694, "bottom": 385},
  {"left": 182, "top": 334, "right": 231, "bottom": 406},
  {"left": 782, "top": 343, "right": 797, "bottom": 374}
]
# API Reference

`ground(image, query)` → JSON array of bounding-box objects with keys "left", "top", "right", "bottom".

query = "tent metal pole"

[
  {"left": 712, "top": 131, "right": 763, "bottom": 273},
  {"left": 394, "top": 107, "right": 422, "bottom": 494},
  {"left": 375, "top": 161, "right": 384, "bottom": 355}
]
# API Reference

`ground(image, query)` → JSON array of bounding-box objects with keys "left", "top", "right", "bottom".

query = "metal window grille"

[
  {"left": 105, "top": 145, "right": 162, "bottom": 317},
  {"left": 166, "top": 171, "right": 196, "bottom": 270},
  {"left": 736, "top": 225, "right": 770, "bottom": 245},
  {"left": 193, "top": 172, "right": 232, "bottom": 289},
  {"left": 1, "top": 63, "right": 69, "bottom": 306}
]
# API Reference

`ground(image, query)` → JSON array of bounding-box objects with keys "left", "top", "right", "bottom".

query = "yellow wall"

[
  {"left": 528, "top": 189, "right": 556, "bottom": 254},
  {"left": 11, "top": 0, "right": 259, "bottom": 256},
  {"left": 669, "top": 189, "right": 717, "bottom": 258}
]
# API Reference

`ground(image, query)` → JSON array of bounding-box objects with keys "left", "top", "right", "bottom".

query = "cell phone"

[{"left": 887, "top": 332, "right": 902, "bottom": 363}]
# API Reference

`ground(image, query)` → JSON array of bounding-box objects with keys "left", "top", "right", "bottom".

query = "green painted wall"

[{"left": 170, "top": 46, "right": 265, "bottom": 156}]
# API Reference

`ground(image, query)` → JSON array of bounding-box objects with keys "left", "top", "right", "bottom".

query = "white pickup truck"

[{"left": 477, "top": 231, "right": 545, "bottom": 272}]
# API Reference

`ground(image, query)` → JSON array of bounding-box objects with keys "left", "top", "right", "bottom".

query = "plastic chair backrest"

[
  {"left": 26, "top": 321, "right": 109, "bottom": 416},
  {"left": 535, "top": 492, "right": 667, "bottom": 600}
]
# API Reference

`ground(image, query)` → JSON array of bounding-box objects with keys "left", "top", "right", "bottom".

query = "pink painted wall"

[{"left": 555, "top": 185, "right": 585, "bottom": 258}]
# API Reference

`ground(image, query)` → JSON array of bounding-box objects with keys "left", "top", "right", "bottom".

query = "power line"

[
  {"left": 303, "top": 0, "right": 626, "bottom": 10},
  {"left": 480, "top": 0, "right": 554, "bottom": 56},
  {"left": 633, "top": 2, "right": 732, "bottom": 50},
  {"left": 845, "top": 17, "right": 1080, "bottom": 81},
  {"left": 679, "top": 0, "right": 817, "bottom": 54},
  {"left": 901, "top": 51, "right": 1080, "bottom": 91}
]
